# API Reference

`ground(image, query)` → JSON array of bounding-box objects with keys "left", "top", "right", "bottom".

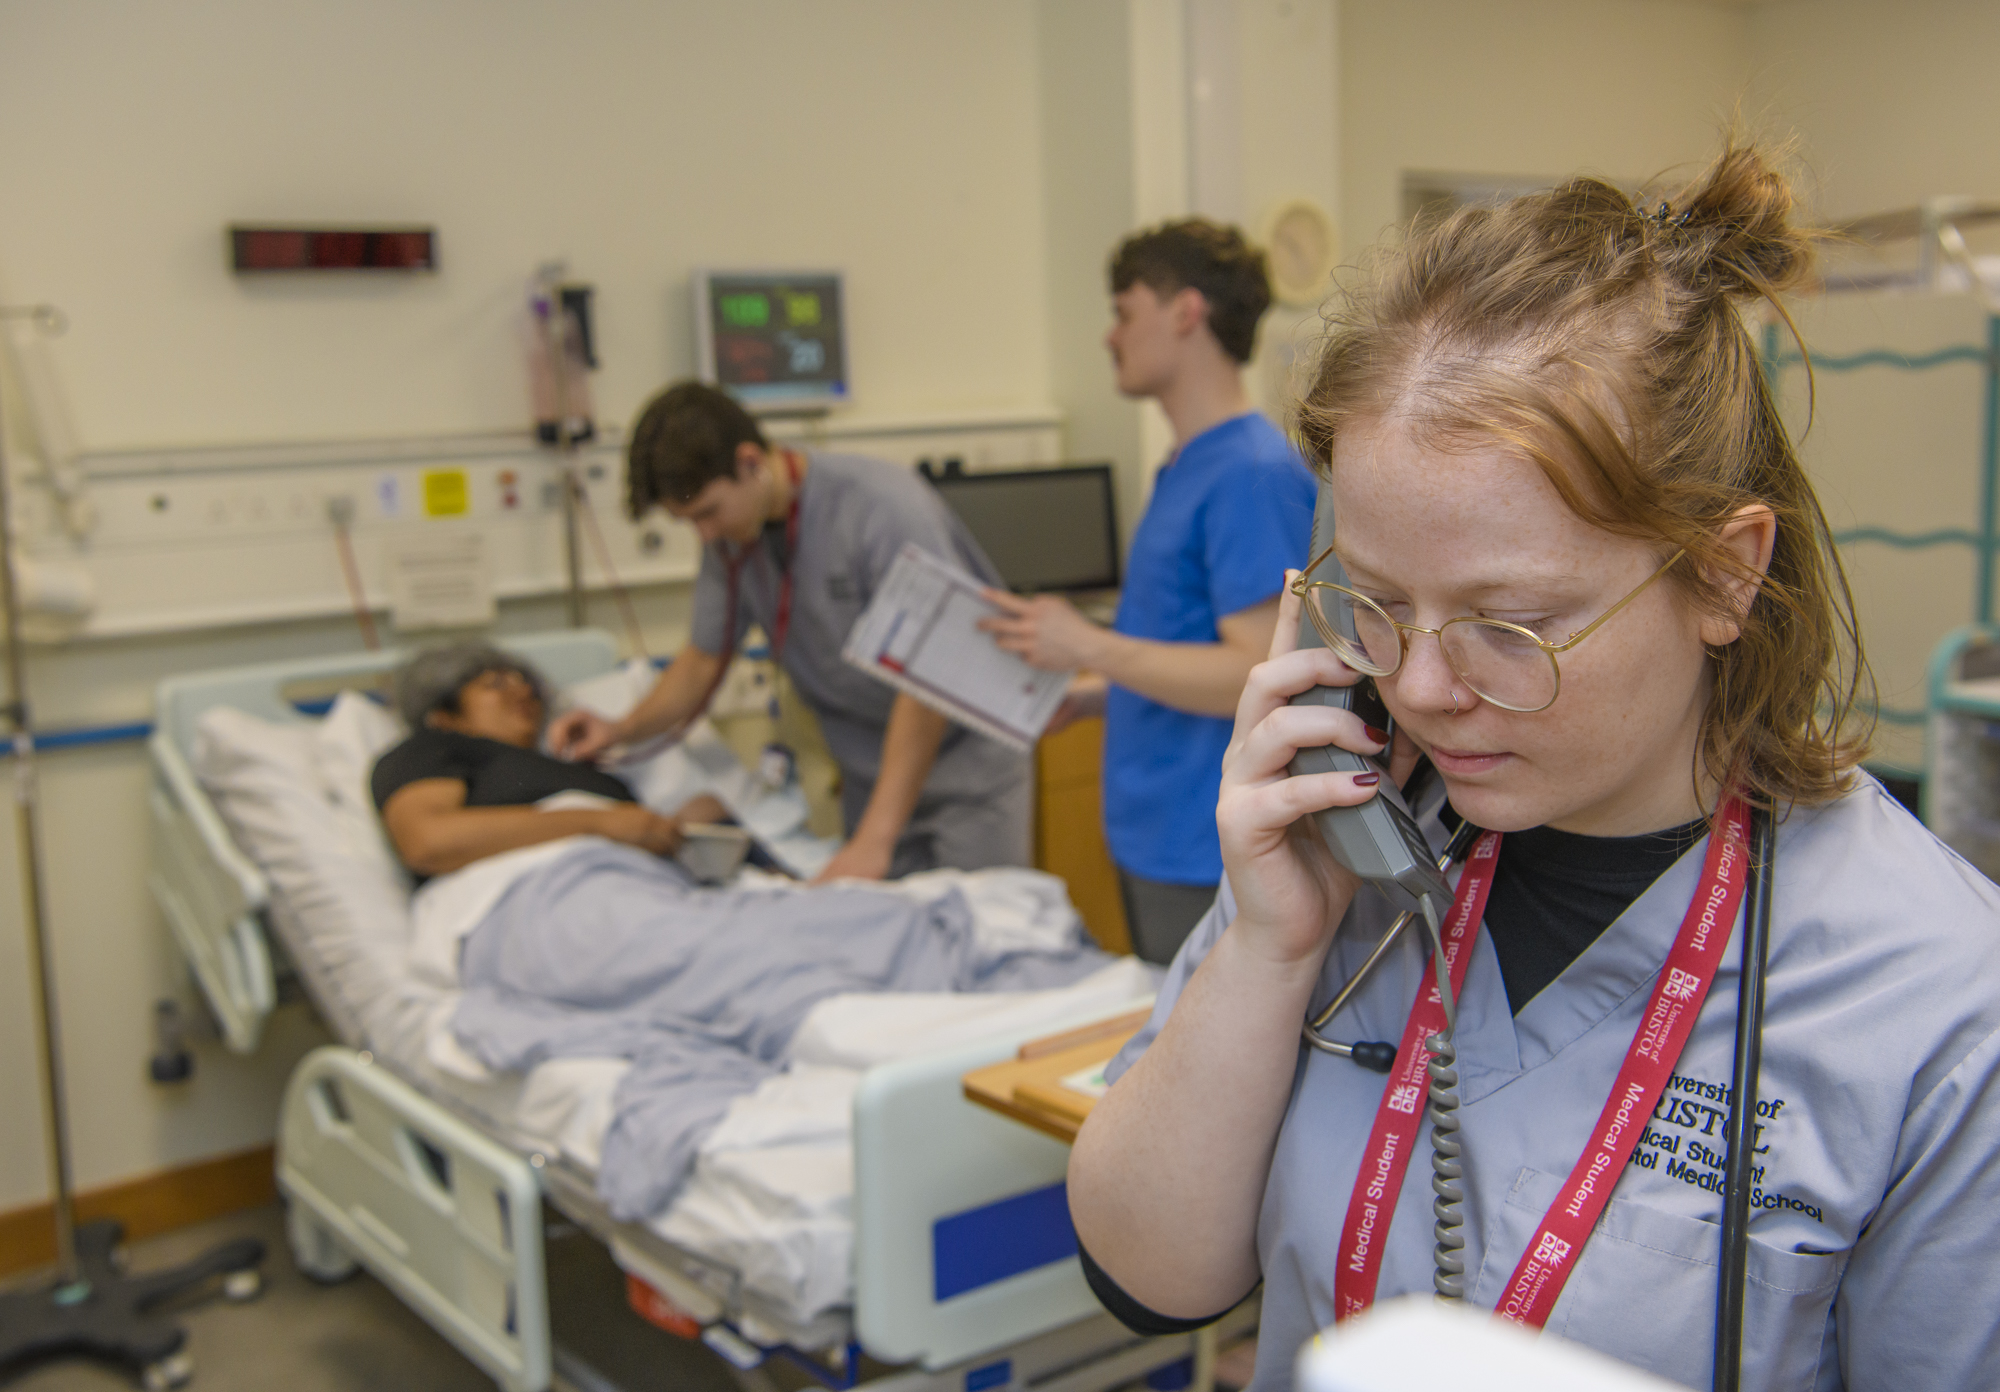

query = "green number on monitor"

[{"left": 721, "top": 293, "right": 770, "bottom": 328}]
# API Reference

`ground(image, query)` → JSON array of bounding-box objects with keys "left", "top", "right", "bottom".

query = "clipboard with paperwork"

[{"left": 840, "top": 543, "right": 1070, "bottom": 751}]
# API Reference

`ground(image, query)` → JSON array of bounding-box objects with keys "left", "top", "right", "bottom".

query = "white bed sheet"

[{"left": 191, "top": 689, "right": 1158, "bottom": 1326}]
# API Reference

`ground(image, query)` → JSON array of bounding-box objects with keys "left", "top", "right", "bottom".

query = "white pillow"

[
  {"left": 192, "top": 704, "right": 426, "bottom": 1054},
  {"left": 558, "top": 660, "right": 715, "bottom": 812},
  {"left": 558, "top": 659, "right": 657, "bottom": 723},
  {"left": 314, "top": 690, "right": 410, "bottom": 884}
]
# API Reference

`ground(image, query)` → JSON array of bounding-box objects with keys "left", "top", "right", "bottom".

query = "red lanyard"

[
  {"left": 1333, "top": 829, "right": 1498, "bottom": 1319},
  {"left": 703, "top": 450, "right": 804, "bottom": 714},
  {"left": 1332, "top": 795, "right": 1753, "bottom": 1326}
]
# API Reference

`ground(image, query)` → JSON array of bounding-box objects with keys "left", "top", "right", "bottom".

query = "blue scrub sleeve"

[{"left": 1202, "top": 473, "right": 1309, "bottom": 620}]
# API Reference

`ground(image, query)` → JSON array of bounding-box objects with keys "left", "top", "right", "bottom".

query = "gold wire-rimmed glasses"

[{"left": 1289, "top": 546, "right": 1686, "bottom": 713}]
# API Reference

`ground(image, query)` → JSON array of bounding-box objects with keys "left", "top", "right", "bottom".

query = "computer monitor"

[
  {"left": 693, "top": 270, "right": 848, "bottom": 412},
  {"left": 928, "top": 463, "right": 1121, "bottom": 593}
]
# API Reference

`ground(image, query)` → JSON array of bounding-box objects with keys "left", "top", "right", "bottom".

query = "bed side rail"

[
  {"left": 147, "top": 729, "right": 274, "bottom": 1052},
  {"left": 278, "top": 1047, "right": 551, "bottom": 1392},
  {"left": 854, "top": 1007, "right": 1142, "bottom": 1371}
]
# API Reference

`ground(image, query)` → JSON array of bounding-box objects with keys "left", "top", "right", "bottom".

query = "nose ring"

[{"left": 1451, "top": 689, "right": 1461, "bottom": 715}]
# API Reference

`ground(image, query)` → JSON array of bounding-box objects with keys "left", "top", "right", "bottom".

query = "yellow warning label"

[{"left": 423, "top": 469, "right": 469, "bottom": 517}]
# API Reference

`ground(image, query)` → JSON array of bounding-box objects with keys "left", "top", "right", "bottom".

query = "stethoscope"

[{"left": 1302, "top": 796, "right": 1777, "bottom": 1392}]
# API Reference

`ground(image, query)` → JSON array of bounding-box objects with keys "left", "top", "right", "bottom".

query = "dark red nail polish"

[
  {"left": 1365, "top": 725, "right": 1389, "bottom": 744},
  {"left": 1353, "top": 771, "right": 1381, "bottom": 786}
]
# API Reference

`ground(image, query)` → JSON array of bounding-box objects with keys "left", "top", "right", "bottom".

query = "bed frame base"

[{"left": 277, "top": 1045, "right": 1249, "bottom": 1392}]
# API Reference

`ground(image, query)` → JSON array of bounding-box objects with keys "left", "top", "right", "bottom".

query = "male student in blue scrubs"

[{"left": 983, "top": 219, "right": 1315, "bottom": 964}]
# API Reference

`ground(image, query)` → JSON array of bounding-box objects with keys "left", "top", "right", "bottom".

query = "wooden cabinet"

[{"left": 1034, "top": 717, "right": 1131, "bottom": 955}]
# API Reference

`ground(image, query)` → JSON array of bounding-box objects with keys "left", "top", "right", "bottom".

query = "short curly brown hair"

[
  {"left": 1110, "top": 218, "right": 1272, "bottom": 363},
  {"left": 626, "top": 380, "right": 768, "bottom": 516}
]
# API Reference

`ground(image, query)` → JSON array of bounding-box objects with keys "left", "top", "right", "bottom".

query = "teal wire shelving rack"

[
  {"left": 1759, "top": 311, "right": 2000, "bottom": 730},
  {"left": 1764, "top": 198, "right": 2000, "bottom": 872}
]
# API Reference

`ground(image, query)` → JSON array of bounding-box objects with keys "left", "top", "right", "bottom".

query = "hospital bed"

[{"left": 147, "top": 630, "right": 1253, "bottom": 1391}]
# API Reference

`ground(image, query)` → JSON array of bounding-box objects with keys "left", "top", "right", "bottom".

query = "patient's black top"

[{"left": 370, "top": 727, "right": 635, "bottom": 813}]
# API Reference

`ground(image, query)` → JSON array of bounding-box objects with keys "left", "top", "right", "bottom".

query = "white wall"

[
  {"left": 0, "top": 0, "right": 1060, "bottom": 1210},
  {"left": 1749, "top": 0, "right": 2000, "bottom": 220},
  {"left": 1037, "top": 0, "right": 1146, "bottom": 541},
  {"left": 1339, "top": 0, "right": 1755, "bottom": 255},
  {"left": 0, "top": 0, "right": 1053, "bottom": 451},
  {"left": 1233, "top": 0, "right": 1340, "bottom": 425},
  {"left": 1037, "top": 0, "right": 1341, "bottom": 545}
]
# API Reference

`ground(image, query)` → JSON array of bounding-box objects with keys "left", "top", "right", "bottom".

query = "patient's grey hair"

[{"left": 393, "top": 643, "right": 553, "bottom": 730}]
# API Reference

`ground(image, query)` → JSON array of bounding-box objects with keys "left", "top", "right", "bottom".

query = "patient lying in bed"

[
  {"left": 374, "top": 644, "right": 1113, "bottom": 1221},
  {"left": 372, "top": 641, "right": 727, "bottom": 880}
]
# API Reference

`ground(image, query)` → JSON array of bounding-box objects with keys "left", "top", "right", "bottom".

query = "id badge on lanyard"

[{"left": 1332, "top": 795, "right": 1752, "bottom": 1327}]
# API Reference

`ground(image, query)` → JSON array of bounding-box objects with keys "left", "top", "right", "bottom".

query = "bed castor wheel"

[
  {"left": 285, "top": 1202, "right": 358, "bottom": 1284},
  {"left": 141, "top": 1349, "right": 194, "bottom": 1390},
  {"left": 222, "top": 1268, "right": 263, "bottom": 1302}
]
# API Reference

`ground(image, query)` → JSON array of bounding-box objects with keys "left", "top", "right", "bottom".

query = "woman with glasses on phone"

[{"left": 1066, "top": 142, "right": 2000, "bottom": 1390}]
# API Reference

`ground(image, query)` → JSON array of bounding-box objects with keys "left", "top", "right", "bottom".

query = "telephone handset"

[
  {"left": 1288, "top": 483, "right": 1469, "bottom": 1301},
  {"left": 1287, "top": 488, "right": 1452, "bottom": 914}
]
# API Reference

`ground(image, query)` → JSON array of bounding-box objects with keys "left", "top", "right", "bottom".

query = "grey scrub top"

[
  {"left": 690, "top": 451, "right": 1028, "bottom": 804},
  {"left": 1105, "top": 776, "right": 2000, "bottom": 1390}
]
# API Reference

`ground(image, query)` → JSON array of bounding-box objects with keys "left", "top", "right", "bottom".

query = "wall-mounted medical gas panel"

[{"left": 20, "top": 411, "right": 1060, "bottom": 641}]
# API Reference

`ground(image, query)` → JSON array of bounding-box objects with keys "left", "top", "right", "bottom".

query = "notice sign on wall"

[
  {"left": 387, "top": 527, "right": 494, "bottom": 630},
  {"left": 422, "top": 468, "right": 469, "bottom": 516}
]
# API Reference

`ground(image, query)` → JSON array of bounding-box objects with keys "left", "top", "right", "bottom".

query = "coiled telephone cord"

[{"left": 1418, "top": 893, "right": 1466, "bottom": 1300}]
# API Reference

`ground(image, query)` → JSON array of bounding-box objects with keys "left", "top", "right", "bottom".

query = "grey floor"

[
  {"left": 0, "top": 1204, "right": 809, "bottom": 1392},
  {"left": 1, "top": 1205, "right": 1249, "bottom": 1392}
]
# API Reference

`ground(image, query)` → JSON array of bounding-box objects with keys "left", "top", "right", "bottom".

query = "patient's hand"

[
  {"left": 673, "top": 794, "right": 730, "bottom": 826},
  {"left": 595, "top": 803, "right": 685, "bottom": 857}
]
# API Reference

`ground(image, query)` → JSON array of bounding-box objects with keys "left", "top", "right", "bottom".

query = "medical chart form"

[{"left": 841, "top": 543, "right": 1069, "bottom": 751}]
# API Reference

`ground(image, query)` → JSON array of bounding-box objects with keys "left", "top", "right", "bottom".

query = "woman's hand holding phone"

[{"left": 1216, "top": 574, "right": 1415, "bottom": 966}]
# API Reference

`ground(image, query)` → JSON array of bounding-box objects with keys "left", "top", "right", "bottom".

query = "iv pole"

[
  {"left": 532, "top": 265, "right": 587, "bottom": 628},
  {"left": 0, "top": 302, "right": 76, "bottom": 1287},
  {"left": 0, "top": 303, "right": 263, "bottom": 1390}
]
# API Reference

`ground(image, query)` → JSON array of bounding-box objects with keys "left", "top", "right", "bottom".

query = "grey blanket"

[{"left": 453, "top": 842, "right": 1107, "bottom": 1220}]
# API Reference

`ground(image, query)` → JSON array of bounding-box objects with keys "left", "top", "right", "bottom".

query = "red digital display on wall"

[{"left": 229, "top": 226, "right": 437, "bottom": 272}]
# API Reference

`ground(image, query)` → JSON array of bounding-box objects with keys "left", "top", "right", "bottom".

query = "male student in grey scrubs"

[{"left": 549, "top": 381, "right": 1029, "bottom": 881}]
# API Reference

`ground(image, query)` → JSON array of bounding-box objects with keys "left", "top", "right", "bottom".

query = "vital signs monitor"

[{"left": 693, "top": 270, "right": 848, "bottom": 411}]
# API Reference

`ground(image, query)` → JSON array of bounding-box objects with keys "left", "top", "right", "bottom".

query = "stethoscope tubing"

[
  {"left": 1301, "top": 817, "right": 1484, "bottom": 1070},
  {"left": 1713, "top": 803, "right": 1776, "bottom": 1392}
]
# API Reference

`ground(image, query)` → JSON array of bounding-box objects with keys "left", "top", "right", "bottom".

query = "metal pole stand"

[{"left": 0, "top": 304, "right": 264, "bottom": 1389}]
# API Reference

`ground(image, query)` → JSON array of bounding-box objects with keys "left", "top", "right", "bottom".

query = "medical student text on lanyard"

[
  {"left": 701, "top": 448, "right": 804, "bottom": 715},
  {"left": 1331, "top": 794, "right": 1763, "bottom": 1373}
]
